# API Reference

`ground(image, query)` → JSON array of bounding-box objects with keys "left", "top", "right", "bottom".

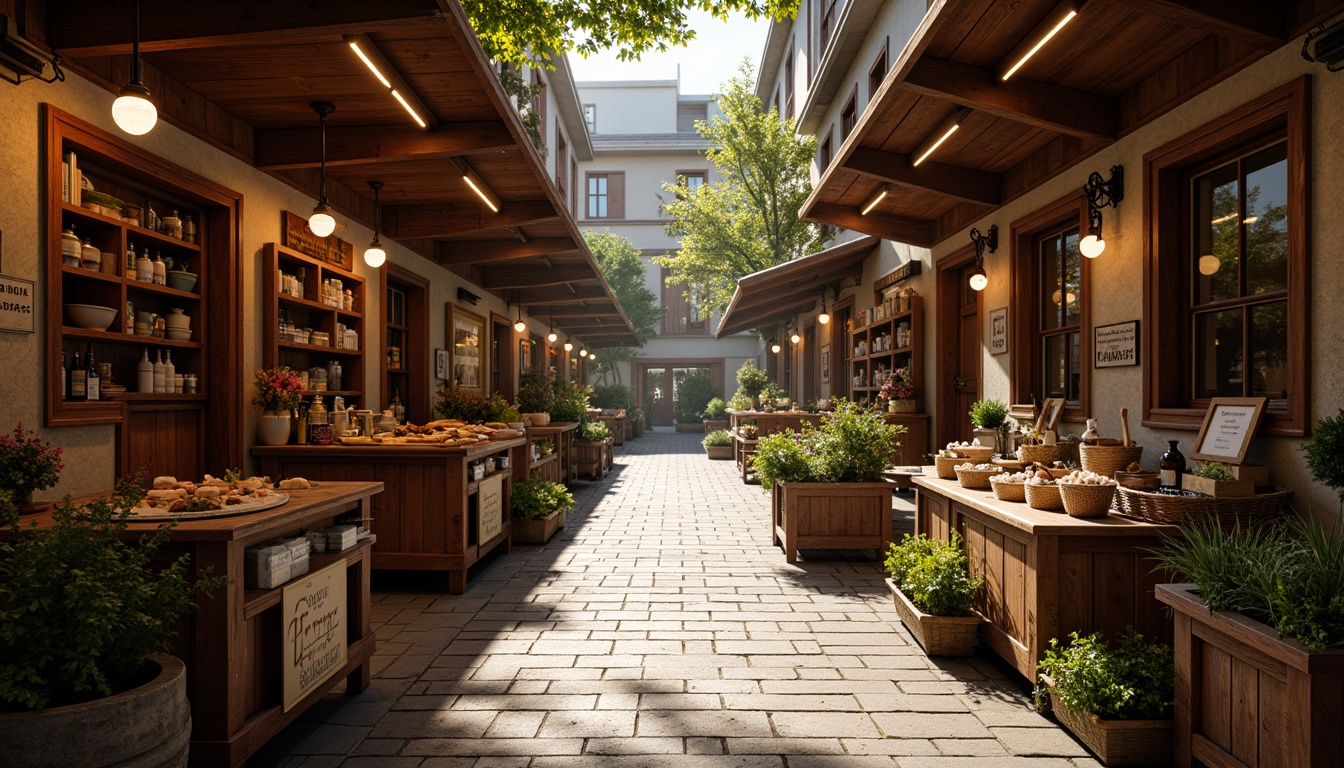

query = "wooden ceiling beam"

[
  {"left": 527, "top": 305, "right": 623, "bottom": 318},
  {"left": 480, "top": 265, "right": 600, "bottom": 290},
  {"left": 433, "top": 238, "right": 578, "bottom": 266},
  {"left": 719, "top": 298, "right": 819, "bottom": 337},
  {"left": 1116, "top": 0, "right": 1285, "bottom": 49},
  {"left": 48, "top": 0, "right": 444, "bottom": 56},
  {"left": 843, "top": 147, "right": 1002, "bottom": 206},
  {"left": 383, "top": 200, "right": 557, "bottom": 239},
  {"left": 514, "top": 285, "right": 609, "bottom": 305},
  {"left": 903, "top": 57, "right": 1117, "bottom": 141},
  {"left": 805, "top": 203, "right": 934, "bottom": 246},
  {"left": 254, "top": 123, "right": 516, "bottom": 171}
]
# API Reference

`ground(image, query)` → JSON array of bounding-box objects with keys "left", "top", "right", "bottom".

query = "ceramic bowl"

[
  {"left": 166, "top": 271, "right": 197, "bottom": 292},
  {"left": 165, "top": 328, "right": 192, "bottom": 341},
  {"left": 66, "top": 303, "right": 117, "bottom": 331}
]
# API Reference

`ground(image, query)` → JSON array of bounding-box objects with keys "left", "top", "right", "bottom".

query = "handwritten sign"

[
  {"left": 1095, "top": 320, "right": 1139, "bottom": 367},
  {"left": 282, "top": 562, "right": 347, "bottom": 711},
  {"left": 989, "top": 307, "right": 1007, "bottom": 355},
  {"left": 0, "top": 274, "right": 35, "bottom": 334},
  {"left": 478, "top": 472, "right": 503, "bottom": 544},
  {"left": 1192, "top": 398, "right": 1267, "bottom": 466},
  {"left": 282, "top": 211, "right": 354, "bottom": 272}
]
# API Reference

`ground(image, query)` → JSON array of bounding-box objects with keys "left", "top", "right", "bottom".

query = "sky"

[{"left": 567, "top": 9, "right": 771, "bottom": 94}]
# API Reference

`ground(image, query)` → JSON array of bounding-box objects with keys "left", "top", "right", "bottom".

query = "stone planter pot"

[
  {"left": 886, "top": 579, "right": 979, "bottom": 657},
  {"left": 1039, "top": 676, "right": 1173, "bottom": 767},
  {"left": 512, "top": 507, "right": 568, "bottom": 544},
  {"left": 1158, "top": 583, "right": 1344, "bottom": 768},
  {"left": 0, "top": 654, "right": 190, "bottom": 768},
  {"left": 256, "top": 412, "right": 291, "bottom": 446},
  {"left": 705, "top": 445, "right": 733, "bottom": 460},
  {"left": 771, "top": 481, "right": 893, "bottom": 564}
]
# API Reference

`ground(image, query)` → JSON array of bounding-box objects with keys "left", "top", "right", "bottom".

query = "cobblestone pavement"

[{"left": 258, "top": 430, "right": 1096, "bottom": 767}]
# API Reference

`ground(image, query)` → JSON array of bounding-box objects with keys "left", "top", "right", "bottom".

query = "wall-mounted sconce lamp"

[
  {"left": 770, "top": 338, "right": 781, "bottom": 354},
  {"left": 790, "top": 325, "right": 801, "bottom": 345},
  {"left": 579, "top": 348, "right": 588, "bottom": 358},
  {"left": 968, "top": 224, "right": 998, "bottom": 292},
  {"left": 818, "top": 293, "right": 831, "bottom": 325},
  {"left": 997, "top": 0, "right": 1082, "bottom": 81},
  {"left": 1080, "top": 165, "right": 1123, "bottom": 258},
  {"left": 912, "top": 107, "right": 971, "bottom": 167},
  {"left": 860, "top": 184, "right": 892, "bottom": 216}
]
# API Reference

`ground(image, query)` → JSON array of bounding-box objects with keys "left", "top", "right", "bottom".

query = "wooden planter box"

[
  {"left": 705, "top": 445, "right": 733, "bottom": 460},
  {"left": 1039, "top": 676, "right": 1173, "bottom": 766},
  {"left": 771, "top": 481, "right": 893, "bottom": 564},
  {"left": 1157, "top": 583, "right": 1344, "bottom": 768},
  {"left": 574, "top": 439, "right": 611, "bottom": 480},
  {"left": 1180, "top": 474, "right": 1254, "bottom": 497},
  {"left": 886, "top": 578, "right": 979, "bottom": 656},
  {"left": 703, "top": 419, "right": 729, "bottom": 433},
  {"left": 675, "top": 421, "right": 705, "bottom": 432},
  {"left": 512, "top": 507, "right": 567, "bottom": 544}
]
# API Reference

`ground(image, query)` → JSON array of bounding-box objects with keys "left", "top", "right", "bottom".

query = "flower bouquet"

[
  {"left": 253, "top": 367, "right": 304, "bottom": 414},
  {"left": 0, "top": 424, "right": 63, "bottom": 507}
]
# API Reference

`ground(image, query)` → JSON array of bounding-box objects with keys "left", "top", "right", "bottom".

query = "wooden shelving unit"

[
  {"left": 44, "top": 105, "right": 244, "bottom": 476},
  {"left": 262, "top": 243, "right": 366, "bottom": 409},
  {"left": 847, "top": 294, "right": 928, "bottom": 466}
]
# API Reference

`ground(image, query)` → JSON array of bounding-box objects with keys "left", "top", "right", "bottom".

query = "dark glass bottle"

[
  {"left": 60, "top": 350, "right": 68, "bottom": 400},
  {"left": 86, "top": 344, "right": 100, "bottom": 401},
  {"left": 69, "top": 349, "right": 86, "bottom": 401},
  {"left": 1159, "top": 440, "right": 1186, "bottom": 491}
]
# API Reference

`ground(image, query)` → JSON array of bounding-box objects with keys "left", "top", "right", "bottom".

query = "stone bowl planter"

[
  {"left": 0, "top": 654, "right": 190, "bottom": 768},
  {"left": 886, "top": 579, "right": 979, "bottom": 656}
]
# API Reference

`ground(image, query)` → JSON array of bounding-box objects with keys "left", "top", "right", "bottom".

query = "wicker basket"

[
  {"left": 952, "top": 445, "right": 994, "bottom": 463},
  {"left": 989, "top": 477, "right": 1026, "bottom": 502},
  {"left": 1017, "top": 444, "right": 1060, "bottom": 466},
  {"left": 955, "top": 464, "right": 1003, "bottom": 489},
  {"left": 1079, "top": 444, "right": 1144, "bottom": 477},
  {"left": 934, "top": 455, "right": 965, "bottom": 479},
  {"left": 1025, "top": 482, "right": 1064, "bottom": 511},
  {"left": 1059, "top": 482, "right": 1117, "bottom": 518},
  {"left": 1112, "top": 486, "right": 1293, "bottom": 526},
  {"left": 1041, "top": 677, "right": 1173, "bottom": 767}
]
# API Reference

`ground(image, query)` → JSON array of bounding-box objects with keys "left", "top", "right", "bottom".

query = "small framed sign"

[
  {"left": 0, "top": 274, "right": 36, "bottom": 334},
  {"left": 1035, "top": 397, "right": 1065, "bottom": 434},
  {"left": 821, "top": 344, "right": 830, "bottom": 384},
  {"left": 988, "top": 307, "right": 1008, "bottom": 355},
  {"left": 1094, "top": 320, "right": 1139, "bottom": 367},
  {"left": 434, "top": 348, "right": 448, "bottom": 380},
  {"left": 1192, "top": 397, "right": 1268, "bottom": 466}
]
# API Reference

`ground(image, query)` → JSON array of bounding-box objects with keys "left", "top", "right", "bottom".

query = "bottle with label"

[
  {"left": 162, "top": 210, "right": 182, "bottom": 239},
  {"left": 61, "top": 350, "right": 68, "bottom": 400},
  {"left": 163, "top": 351, "right": 175, "bottom": 392},
  {"left": 85, "top": 345, "right": 100, "bottom": 401},
  {"left": 126, "top": 241, "right": 136, "bottom": 273},
  {"left": 136, "top": 247, "right": 154, "bottom": 282},
  {"left": 296, "top": 401, "right": 309, "bottom": 445},
  {"left": 153, "top": 350, "right": 166, "bottom": 393},
  {"left": 391, "top": 389, "right": 405, "bottom": 425},
  {"left": 138, "top": 348, "right": 154, "bottom": 393},
  {"left": 1159, "top": 440, "right": 1186, "bottom": 491},
  {"left": 307, "top": 395, "right": 328, "bottom": 443},
  {"left": 183, "top": 215, "right": 196, "bottom": 244},
  {"left": 70, "top": 349, "right": 86, "bottom": 400},
  {"left": 152, "top": 251, "right": 166, "bottom": 285}
]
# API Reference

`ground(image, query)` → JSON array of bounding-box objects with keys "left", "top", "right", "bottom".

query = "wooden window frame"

[
  {"left": 1011, "top": 192, "right": 1092, "bottom": 424},
  {"left": 819, "top": 128, "right": 834, "bottom": 172},
  {"left": 784, "top": 47, "right": 795, "bottom": 122},
  {"left": 570, "top": 158, "right": 578, "bottom": 213},
  {"left": 867, "top": 38, "right": 889, "bottom": 102},
  {"left": 840, "top": 85, "right": 858, "bottom": 141},
  {"left": 382, "top": 263, "right": 431, "bottom": 424},
  {"left": 1143, "top": 76, "right": 1310, "bottom": 437},
  {"left": 585, "top": 171, "right": 625, "bottom": 219},
  {"left": 555, "top": 127, "right": 568, "bottom": 201},
  {"left": 676, "top": 169, "right": 708, "bottom": 191}
]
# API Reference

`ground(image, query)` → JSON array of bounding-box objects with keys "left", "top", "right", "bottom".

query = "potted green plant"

[
  {"left": 673, "top": 369, "right": 719, "bottom": 431},
  {"left": 516, "top": 367, "right": 555, "bottom": 426},
  {"left": 751, "top": 399, "right": 905, "bottom": 563},
  {"left": 0, "top": 480, "right": 228, "bottom": 768},
  {"left": 549, "top": 376, "right": 591, "bottom": 425},
  {"left": 574, "top": 419, "right": 612, "bottom": 479},
  {"left": 511, "top": 479, "right": 574, "bottom": 544},
  {"left": 0, "top": 424, "right": 63, "bottom": 514},
  {"left": 253, "top": 367, "right": 303, "bottom": 446},
  {"left": 726, "top": 392, "right": 754, "bottom": 412},
  {"left": 1036, "top": 629, "right": 1174, "bottom": 766},
  {"left": 733, "top": 360, "right": 770, "bottom": 407},
  {"left": 1153, "top": 512, "right": 1344, "bottom": 768},
  {"left": 702, "top": 429, "right": 733, "bottom": 460},
  {"left": 702, "top": 397, "right": 729, "bottom": 433},
  {"left": 883, "top": 532, "right": 982, "bottom": 656},
  {"left": 969, "top": 398, "right": 1009, "bottom": 454},
  {"left": 759, "top": 380, "right": 785, "bottom": 412}
]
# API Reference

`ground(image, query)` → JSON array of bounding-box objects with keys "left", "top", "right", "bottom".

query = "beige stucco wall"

[
  {"left": 1, "top": 68, "right": 574, "bottom": 501},
  {"left": 927, "top": 42, "right": 1344, "bottom": 514}
]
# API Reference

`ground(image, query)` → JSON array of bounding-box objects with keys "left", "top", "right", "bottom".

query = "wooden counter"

[
  {"left": 21, "top": 482, "right": 383, "bottom": 768},
  {"left": 254, "top": 439, "right": 524, "bottom": 593},
  {"left": 913, "top": 475, "right": 1179, "bottom": 681},
  {"left": 526, "top": 422, "right": 578, "bottom": 482},
  {"left": 727, "top": 410, "right": 827, "bottom": 436}
]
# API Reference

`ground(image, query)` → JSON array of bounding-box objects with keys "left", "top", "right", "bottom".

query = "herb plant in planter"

[
  {"left": 574, "top": 419, "right": 612, "bottom": 480},
  {"left": 702, "top": 397, "right": 729, "bottom": 433},
  {"left": 1036, "top": 629, "right": 1174, "bottom": 766},
  {"left": 969, "top": 398, "right": 1009, "bottom": 453},
  {"left": 883, "top": 532, "right": 982, "bottom": 656},
  {"left": 0, "top": 481, "right": 228, "bottom": 768},
  {"left": 511, "top": 479, "right": 574, "bottom": 544},
  {"left": 702, "top": 429, "right": 733, "bottom": 460},
  {"left": 516, "top": 367, "right": 555, "bottom": 426},
  {"left": 733, "top": 360, "right": 770, "bottom": 406},
  {"left": 1181, "top": 461, "right": 1254, "bottom": 497}
]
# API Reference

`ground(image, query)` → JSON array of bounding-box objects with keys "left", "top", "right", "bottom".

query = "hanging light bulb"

[
  {"left": 969, "top": 263, "right": 988, "bottom": 292},
  {"left": 579, "top": 348, "right": 588, "bottom": 358},
  {"left": 363, "top": 181, "right": 387, "bottom": 268},
  {"left": 770, "top": 339, "right": 781, "bottom": 354},
  {"left": 564, "top": 341, "right": 574, "bottom": 352},
  {"left": 111, "top": 0, "right": 157, "bottom": 136},
  {"left": 513, "top": 305, "right": 526, "bottom": 333},
  {"left": 547, "top": 314, "right": 557, "bottom": 343},
  {"left": 589, "top": 353, "right": 597, "bottom": 361},
  {"left": 818, "top": 292, "right": 830, "bottom": 325},
  {"left": 308, "top": 101, "right": 338, "bottom": 237},
  {"left": 1079, "top": 233, "right": 1105, "bottom": 258},
  {"left": 790, "top": 329, "right": 801, "bottom": 345}
]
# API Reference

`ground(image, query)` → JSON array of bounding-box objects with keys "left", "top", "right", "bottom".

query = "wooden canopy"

[
  {"left": 716, "top": 236, "right": 879, "bottom": 337},
  {"left": 35, "top": 0, "right": 638, "bottom": 346},
  {"left": 802, "top": 0, "right": 1342, "bottom": 246}
]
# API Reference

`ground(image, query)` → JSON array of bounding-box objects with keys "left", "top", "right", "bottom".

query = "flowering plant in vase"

[
  {"left": 0, "top": 424, "right": 63, "bottom": 507},
  {"left": 878, "top": 368, "right": 917, "bottom": 404},
  {"left": 252, "top": 367, "right": 304, "bottom": 414}
]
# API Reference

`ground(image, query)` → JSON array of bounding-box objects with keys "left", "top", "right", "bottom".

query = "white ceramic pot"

[
  {"left": 256, "top": 412, "right": 292, "bottom": 446},
  {"left": 522, "top": 412, "right": 551, "bottom": 427},
  {"left": 164, "top": 308, "right": 190, "bottom": 329}
]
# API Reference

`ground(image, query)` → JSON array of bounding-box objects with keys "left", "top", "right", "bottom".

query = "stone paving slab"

[{"left": 254, "top": 430, "right": 1095, "bottom": 767}]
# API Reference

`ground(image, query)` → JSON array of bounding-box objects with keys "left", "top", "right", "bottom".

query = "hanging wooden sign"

[
  {"left": 874, "top": 260, "right": 922, "bottom": 293},
  {"left": 282, "top": 211, "right": 354, "bottom": 272}
]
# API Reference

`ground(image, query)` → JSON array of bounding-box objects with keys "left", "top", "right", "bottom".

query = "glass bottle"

[
  {"left": 61, "top": 225, "right": 81, "bottom": 266},
  {"left": 183, "top": 214, "right": 196, "bottom": 244},
  {"left": 296, "top": 401, "right": 309, "bottom": 445},
  {"left": 85, "top": 345, "right": 100, "bottom": 401},
  {"left": 126, "top": 240, "right": 136, "bottom": 273},
  {"left": 391, "top": 389, "right": 405, "bottom": 425},
  {"left": 136, "top": 247, "right": 154, "bottom": 282},
  {"left": 1160, "top": 440, "right": 1186, "bottom": 491},
  {"left": 163, "top": 351, "right": 175, "bottom": 393},
  {"left": 138, "top": 348, "right": 154, "bottom": 393},
  {"left": 153, "top": 350, "right": 166, "bottom": 393},
  {"left": 152, "top": 251, "right": 166, "bottom": 285},
  {"left": 61, "top": 350, "right": 68, "bottom": 400},
  {"left": 308, "top": 395, "right": 328, "bottom": 444},
  {"left": 70, "top": 348, "right": 86, "bottom": 400}
]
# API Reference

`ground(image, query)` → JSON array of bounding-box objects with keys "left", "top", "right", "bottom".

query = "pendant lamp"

[
  {"left": 363, "top": 181, "right": 386, "bottom": 268},
  {"left": 308, "top": 101, "right": 337, "bottom": 238},
  {"left": 111, "top": 0, "right": 157, "bottom": 135},
  {"left": 514, "top": 306, "right": 526, "bottom": 333}
]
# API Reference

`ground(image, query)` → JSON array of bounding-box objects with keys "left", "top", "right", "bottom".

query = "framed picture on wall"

[
  {"left": 446, "top": 303, "right": 487, "bottom": 395},
  {"left": 434, "top": 348, "right": 448, "bottom": 380},
  {"left": 821, "top": 345, "right": 830, "bottom": 384}
]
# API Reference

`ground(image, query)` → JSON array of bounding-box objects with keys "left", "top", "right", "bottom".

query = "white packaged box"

[
  {"left": 325, "top": 524, "right": 358, "bottom": 552},
  {"left": 286, "top": 537, "right": 311, "bottom": 578},
  {"left": 244, "top": 542, "right": 292, "bottom": 589}
]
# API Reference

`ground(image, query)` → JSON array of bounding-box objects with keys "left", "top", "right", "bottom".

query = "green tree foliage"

[
  {"left": 658, "top": 61, "right": 830, "bottom": 315},
  {"left": 583, "top": 230, "right": 662, "bottom": 387},
  {"left": 463, "top": 1, "right": 799, "bottom": 70}
]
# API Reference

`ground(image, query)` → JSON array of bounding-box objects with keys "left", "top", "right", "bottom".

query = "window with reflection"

[{"left": 1038, "top": 226, "right": 1082, "bottom": 404}]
